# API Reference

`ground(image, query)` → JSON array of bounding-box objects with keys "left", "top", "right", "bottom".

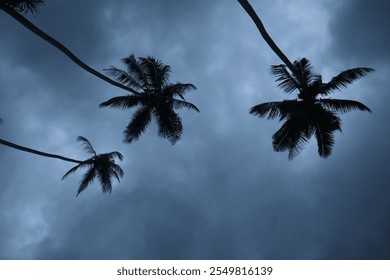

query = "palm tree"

[
  {"left": 62, "top": 137, "right": 124, "bottom": 196},
  {"left": 238, "top": 1, "right": 373, "bottom": 158},
  {"left": 0, "top": 0, "right": 43, "bottom": 14},
  {"left": 0, "top": 1, "right": 137, "bottom": 95},
  {"left": 0, "top": 135, "right": 124, "bottom": 195},
  {"left": 250, "top": 58, "right": 373, "bottom": 159},
  {"left": 100, "top": 54, "right": 199, "bottom": 144}
]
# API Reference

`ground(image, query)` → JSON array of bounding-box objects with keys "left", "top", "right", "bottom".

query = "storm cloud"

[{"left": 0, "top": 0, "right": 389, "bottom": 259}]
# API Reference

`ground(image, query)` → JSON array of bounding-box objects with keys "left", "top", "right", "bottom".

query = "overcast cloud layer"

[{"left": 0, "top": 0, "right": 389, "bottom": 259}]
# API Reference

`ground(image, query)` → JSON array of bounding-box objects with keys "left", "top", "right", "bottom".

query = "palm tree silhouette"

[
  {"left": 62, "top": 136, "right": 124, "bottom": 196},
  {"left": 100, "top": 54, "right": 199, "bottom": 144},
  {"left": 0, "top": 0, "right": 43, "bottom": 14},
  {"left": 238, "top": 0, "right": 374, "bottom": 158},
  {"left": 250, "top": 58, "right": 373, "bottom": 159},
  {"left": 0, "top": 1, "right": 138, "bottom": 95},
  {"left": 0, "top": 135, "right": 123, "bottom": 195}
]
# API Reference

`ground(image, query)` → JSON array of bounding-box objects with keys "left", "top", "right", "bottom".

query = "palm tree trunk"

[
  {"left": 0, "top": 3, "right": 139, "bottom": 95},
  {"left": 0, "top": 138, "right": 82, "bottom": 164},
  {"left": 237, "top": 0, "right": 302, "bottom": 82}
]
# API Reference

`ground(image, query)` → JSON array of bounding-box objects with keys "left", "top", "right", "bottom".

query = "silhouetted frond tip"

[
  {"left": 164, "top": 83, "right": 197, "bottom": 100},
  {"left": 318, "top": 99, "right": 372, "bottom": 114},
  {"left": 76, "top": 165, "right": 98, "bottom": 196},
  {"left": 1, "top": 0, "right": 44, "bottom": 14},
  {"left": 104, "top": 67, "right": 143, "bottom": 91},
  {"left": 321, "top": 68, "right": 374, "bottom": 95},
  {"left": 77, "top": 136, "right": 96, "bottom": 156},
  {"left": 108, "top": 151, "right": 124, "bottom": 161},
  {"left": 270, "top": 64, "right": 300, "bottom": 93},
  {"left": 123, "top": 107, "right": 152, "bottom": 143},
  {"left": 250, "top": 100, "right": 298, "bottom": 120},
  {"left": 61, "top": 161, "right": 91, "bottom": 180},
  {"left": 99, "top": 95, "right": 142, "bottom": 110},
  {"left": 172, "top": 99, "right": 200, "bottom": 112}
]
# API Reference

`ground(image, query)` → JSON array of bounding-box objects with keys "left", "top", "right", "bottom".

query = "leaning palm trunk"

[
  {"left": 0, "top": 3, "right": 138, "bottom": 95},
  {"left": 0, "top": 137, "right": 124, "bottom": 195},
  {"left": 0, "top": 138, "right": 81, "bottom": 163},
  {"left": 237, "top": 0, "right": 302, "bottom": 84}
]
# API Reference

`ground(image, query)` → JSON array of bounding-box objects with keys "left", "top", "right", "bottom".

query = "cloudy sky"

[{"left": 0, "top": 0, "right": 389, "bottom": 259}]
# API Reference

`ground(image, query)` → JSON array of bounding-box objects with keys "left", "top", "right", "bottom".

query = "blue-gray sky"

[{"left": 0, "top": 0, "right": 389, "bottom": 259}]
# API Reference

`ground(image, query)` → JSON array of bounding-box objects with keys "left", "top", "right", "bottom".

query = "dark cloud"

[
  {"left": 1, "top": 0, "right": 389, "bottom": 260},
  {"left": 28, "top": 186, "right": 207, "bottom": 259},
  {"left": 328, "top": 0, "right": 390, "bottom": 65}
]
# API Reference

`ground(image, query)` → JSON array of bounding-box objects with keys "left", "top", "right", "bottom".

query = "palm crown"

[
  {"left": 1, "top": 0, "right": 44, "bottom": 14},
  {"left": 100, "top": 54, "right": 199, "bottom": 145},
  {"left": 250, "top": 58, "right": 373, "bottom": 159},
  {"left": 62, "top": 136, "right": 124, "bottom": 196}
]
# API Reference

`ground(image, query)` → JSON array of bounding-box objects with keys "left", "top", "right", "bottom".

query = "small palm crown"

[
  {"left": 100, "top": 54, "right": 199, "bottom": 145},
  {"left": 62, "top": 136, "right": 124, "bottom": 196},
  {"left": 250, "top": 58, "right": 373, "bottom": 159},
  {"left": 1, "top": 0, "right": 44, "bottom": 14}
]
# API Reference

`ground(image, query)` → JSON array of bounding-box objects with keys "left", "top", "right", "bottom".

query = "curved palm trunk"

[
  {"left": 0, "top": 3, "right": 138, "bottom": 95},
  {"left": 0, "top": 138, "right": 82, "bottom": 164},
  {"left": 237, "top": 0, "right": 302, "bottom": 83}
]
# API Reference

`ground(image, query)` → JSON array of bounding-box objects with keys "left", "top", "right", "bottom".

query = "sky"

[{"left": 0, "top": 0, "right": 389, "bottom": 259}]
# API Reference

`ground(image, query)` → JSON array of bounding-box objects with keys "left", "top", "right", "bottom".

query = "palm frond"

[
  {"left": 249, "top": 100, "right": 299, "bottom": 120},
  {"left": 304, "top": 74, "right": 323, "bottom": 98},
  {"left": 62, "top": 163, "right": 82, "bottom": 180},
  {"left": 293, "top": 58, "right": 320, "bottom": 87},
  {"left": 123, "top": 106, "right": 152, "bottom": 143},
  {"left": 2, "top": 0, "right": 44, "bottom": 14},
  {"left": 318, "top": 99, "right": 372, "bottom": 113},
  {"left": 107, "top": 151, "right": 124, "bottom": 161},
  {"left": 122, "top": 54, "right": 150, "bottom": 90},
  {"left": 99, "top": 95, "right": 142, "bottom": 110},
  {"left": 270, "top": 64, "right": 300, "bottom": 93},
  {"left": 95, "top": 156, "right": 124, "bottom": 193},
  {"left": 164, "top": 83, "right": 197, "bottom": 100},
  {"left": 321, "top": 67, "right": 374, "bottom": 95},
  {"left": 140, "top": 56, "right": 171, "bottom": 89},
  {"left": 312, "top": 108, "right": 342, "bottom": 158},
  {"left": 96, "top": 163, "right": 113, "bottom": 193},
  {"left": 154, "top": 108, "right": 183, "bottom": 145},
  {"left": 61, "top": 159, "right": 94, "bottom": 180},
  {"left": 272, "top": 117, "right": 310, "bottom": 160},
  {"left": 172, "top": 99, "right": 200, "bottom": 112},
  {"left": 110, "top": 164, "right": 124, "bottom": 181},
  {"left": 313, "top": 105, "right": 342, "bottom": 131},
  {"left": 104, "top": 67, "right": 143, "bottom": 91},
  {"left": 156, "top": 65, "right": 171, "bottom": 88},
  {"left": 76, "top": 165, "right": 98, "bottom": 196},
  {"left": 314, "top": 123, "right": 335, "bottom": 158},
  {"left": 77, "top": 136, "right": 96, "bottom": 156}
]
